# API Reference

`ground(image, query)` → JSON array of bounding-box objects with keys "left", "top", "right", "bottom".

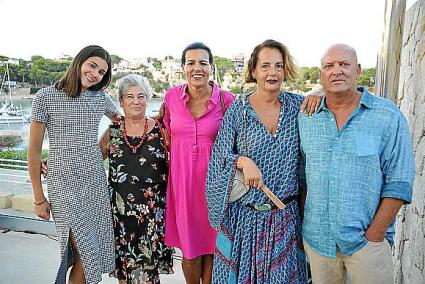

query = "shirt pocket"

[{"left": 353, "top": 134, "right": 380, "bottom": 156}]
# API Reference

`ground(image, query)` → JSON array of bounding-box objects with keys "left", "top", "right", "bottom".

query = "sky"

[{"left": 0, "top": 0, "right": 418, "bottom": 68}]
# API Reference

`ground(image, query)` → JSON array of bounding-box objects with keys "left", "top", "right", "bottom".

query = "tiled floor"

[{"left": 0, "top": 229, "right": 185, "bottom": 284}]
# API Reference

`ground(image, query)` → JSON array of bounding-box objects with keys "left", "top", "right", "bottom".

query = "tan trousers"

[{"left": 303, "top": 239, "right": 394, "bottom": 284}]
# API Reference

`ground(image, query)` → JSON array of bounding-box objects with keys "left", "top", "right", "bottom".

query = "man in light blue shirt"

[{"left": 299, "top": 44, "right": 415, "bottom": 284}]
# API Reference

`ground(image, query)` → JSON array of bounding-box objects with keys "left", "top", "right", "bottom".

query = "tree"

[
  {"left": 309, "top": 67, "right": 320, "bottom": 83},
  {"left": 0, "top": 135, "right": 23, "bottom": 150},
  {"left": 111, "top": 54, "right": 123, "bottom": 66},
  {"left": 29, "top": 56, "right": 70, "bottom": 86},
  {"left": 300, "top": 67, "right": 320, "bottom": 84},
  {"left": 230, "top": 86, "right": 242, "bottom": 95},
  {"left": 213, "top": 56, "right": 235, "bottom": 81},
  {"left": 147, "top": 57, "right": 162, "bottom": 71},
  {"left": 357, "top": 68, "right": 376, "bottom": 87},
  {"left": 111, "top": 71, "right": 131, "bottom": 85}
]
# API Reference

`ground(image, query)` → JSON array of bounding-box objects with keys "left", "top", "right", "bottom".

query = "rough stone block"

[
  {"left": 12, "top": 194, "right": 35, "bottom": 213},
  {"left": 0, "top": 192, "right": 14, "bottom": 209}
]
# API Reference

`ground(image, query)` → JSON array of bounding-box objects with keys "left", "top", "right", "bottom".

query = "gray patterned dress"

[{"left": 31, "top": 86, "right": 118, "bottom": 284}]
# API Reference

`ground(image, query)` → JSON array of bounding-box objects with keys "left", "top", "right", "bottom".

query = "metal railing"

[{"left": 0, "top": 158, "right": 28, "bottom": 170}]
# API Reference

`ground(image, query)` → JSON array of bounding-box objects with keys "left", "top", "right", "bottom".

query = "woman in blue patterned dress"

[{"left": 206, "top": 39, "right": 309, "bottom": 283}]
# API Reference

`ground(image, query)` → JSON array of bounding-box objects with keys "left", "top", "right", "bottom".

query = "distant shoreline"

[{"left": 1, "top": 88, "right": 164, "bottom": 100}]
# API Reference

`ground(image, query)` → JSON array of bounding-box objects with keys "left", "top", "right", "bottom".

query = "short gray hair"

[{"left": 118, "top": 74, "right": 153, "bottom": 101}]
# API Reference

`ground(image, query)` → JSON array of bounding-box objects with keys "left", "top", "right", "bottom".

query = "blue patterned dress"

[{"left": 206, "top": 92, "right": 307, "bottom": 284}]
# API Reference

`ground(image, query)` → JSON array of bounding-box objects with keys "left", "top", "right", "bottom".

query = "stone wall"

[{"left": 393, "top": 1, "right": 425, "bottom": 283}]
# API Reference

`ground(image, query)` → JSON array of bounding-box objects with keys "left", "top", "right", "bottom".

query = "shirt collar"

[
  {"left": 179, "top": 81, "right": 221, "bottom": 106},
  {"left": 357, "top": 86, "right": 374, "bottom": 109},
  {"left": 317, "top": 86, "right": 374, "bottom": 113}
]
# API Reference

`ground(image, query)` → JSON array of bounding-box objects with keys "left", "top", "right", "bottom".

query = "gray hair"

[{"left": 118, "top": 74, "right": 153, "bottom": 101}]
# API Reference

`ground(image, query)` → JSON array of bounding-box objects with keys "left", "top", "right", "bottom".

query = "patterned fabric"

[
  {"left": 108, "top": 121, "right": 174, "bottom": 283},
  {"left": 31, "top": 86, "right": 118, "bottom": 284},
  {"left": 206, "top": 92, "right": 307, "bottom": 283},
  {"left": 298, "top": 87, "right": 415, "bottom": 258},
  {"left": 163, "top": 82, "right": 235, "bottom": 259}
]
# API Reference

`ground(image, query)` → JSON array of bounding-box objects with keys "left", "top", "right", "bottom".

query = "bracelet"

[{"left": 34, "top": 199, "right": 47, "bottom": 206}]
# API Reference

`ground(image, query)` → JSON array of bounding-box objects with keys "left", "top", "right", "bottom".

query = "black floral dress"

[{"left": 108, "top": 120, "right": 174, "bottom": 283}]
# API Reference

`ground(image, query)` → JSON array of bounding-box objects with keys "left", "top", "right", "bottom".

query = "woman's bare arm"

[
  {"left": 28, "top": 121, "right": 50, "bottom": 220},
  {"left": 99, "top": 128, "right": 110, "bottom": 160}
]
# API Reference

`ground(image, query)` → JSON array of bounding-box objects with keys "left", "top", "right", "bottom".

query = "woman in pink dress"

[{"left": 163, "top": 42, "right": 235, "bottom": 284}]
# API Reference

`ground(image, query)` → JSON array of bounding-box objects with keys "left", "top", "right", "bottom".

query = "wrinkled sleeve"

[
  {"left": 31, "top": 89, "right": 48, "bottom": 123},
  {"left": 104, "top": 92, "right": 119, "bottom": 116},
  {"left": 380, "top": 112, "right": 415, "bottom": 203},
  {"left": 206, "top": 98, "right": 242, "bottom": 229}
]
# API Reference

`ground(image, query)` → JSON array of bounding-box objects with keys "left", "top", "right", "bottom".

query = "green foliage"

[
  {"left": 214, "top": 56, "right": 235, "bottom": 80},
  {"left": 147, "top": 57, "right": 162, "bottom": 70},
  {"left": 31, "top": 55, "right": 44, "bottom": 62},
  {"left": 0, "top": 55, "right": 70, "bottom": 87},
  {"left": 0, "top": 150, "right": 48, "bottom": 160},
  {"left": 357, "top": 68, "right": 376, "bottom": 87},
  {"left": 153, "top": 61, "right": 162, "bottom": 70},
  {"left": 30, "top": 86, "right": 42, "bottom": 94},
  {"left": 0, "top": 55, "right": 9, "bottom": 61},
  {"left": 0, "top": 61, "right": 31, "bottom": 84},
  {"left": 230, "top": 86, "right": 242, "bottom": 95},
  {"left": 154, "top": 84, "right": 162, "bottom": 93},
  {"left": 0, "top": 149, "right": 49, "bottom": 169},
  {"left": 111, "top": 71, "right": 131, "bottom": 85},
  {"left": 29, "top": 56, "right": 70, "bottom": 86},
  {"left": 300, "top": 67, "right": 320, "bottom": 83},
  {"left": 111, "top": 54, "right": 123, "bottom": 66},
  {"left": 0, "top": 135, "right": 23, "bottom": 150},
  {"left": 153, "top": 81, "right": 170, "bottom": 95},
  {"left": 285, "top": 66, "right": 320, "bottom": 92},
  {"left": 141, "top": 70, "right": 154, "bottom": 81}
]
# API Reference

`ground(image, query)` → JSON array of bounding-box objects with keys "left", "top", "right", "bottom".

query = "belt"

[{"left": 247, "top": 195, "right": 299, "bottom": 212}]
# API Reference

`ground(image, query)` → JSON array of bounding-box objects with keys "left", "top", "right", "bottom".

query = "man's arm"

[
  {"left": 366, "top": 112, "right": 415, "bottom": 242},
  {"left": 365, "top": 197, "right": 404, "bottom": 242}
]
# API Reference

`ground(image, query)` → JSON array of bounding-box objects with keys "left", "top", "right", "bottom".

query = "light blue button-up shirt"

[{"left": 298, "top": 87, "right": 415, "bottom": 258}]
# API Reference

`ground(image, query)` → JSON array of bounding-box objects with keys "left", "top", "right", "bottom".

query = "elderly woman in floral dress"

[{"left": 100, "top": 74, "right": 173, "bottom": 284}]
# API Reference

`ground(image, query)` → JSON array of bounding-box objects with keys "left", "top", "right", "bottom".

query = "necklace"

[{"left": 121, "top": 117, "right": 149, "bottom": 154}]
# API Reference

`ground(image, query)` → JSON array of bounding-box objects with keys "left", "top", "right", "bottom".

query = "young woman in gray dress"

[{"left": 28, "top": 45, "right": 120, "bottom": 284}]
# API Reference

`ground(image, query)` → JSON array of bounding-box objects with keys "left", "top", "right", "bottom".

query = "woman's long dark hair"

[{"left": 55, "top": 45, "right": 112, "bottom": 97}]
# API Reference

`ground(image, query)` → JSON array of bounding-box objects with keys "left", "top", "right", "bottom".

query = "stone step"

[
  {"left": 12, "top": 194, "right": 35, "bottom": 212},
  {"left": 0, "top": 192, "right": 14, "bottom": 209}
]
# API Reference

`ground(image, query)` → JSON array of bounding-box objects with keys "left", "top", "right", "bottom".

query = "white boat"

[
  {"left": 0, "top": 62, "right": 30, "bottom": 125},
  {"left": 0, "top": 101, "right": 30, "bottom": 124}
]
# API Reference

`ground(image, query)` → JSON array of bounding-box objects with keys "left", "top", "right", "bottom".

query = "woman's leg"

[
  {"left": 201, "top": 254, "right": 214, "bottom": 284},
  {"left": 182, "top": 256, "right": 202, "bottom": 284},
  {"left": 68, "top": 231, "right": 87, "bottom": 284}
]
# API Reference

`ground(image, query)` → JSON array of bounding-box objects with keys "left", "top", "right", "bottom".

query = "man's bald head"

[
  {"left": 321, "top": 44, "right": 358, "bottom": 66},
  {"left": 319, "top": 43, "right": 361, "bottom": 96}
]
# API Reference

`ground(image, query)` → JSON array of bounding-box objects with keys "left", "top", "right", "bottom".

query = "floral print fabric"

[{"left": 108, "top": 121, "right": 173, "bottom": 283}]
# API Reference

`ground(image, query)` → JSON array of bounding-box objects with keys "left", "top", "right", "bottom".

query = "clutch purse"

[{"left": 229, "top": 169, "right": 250, "bottom": 202}]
